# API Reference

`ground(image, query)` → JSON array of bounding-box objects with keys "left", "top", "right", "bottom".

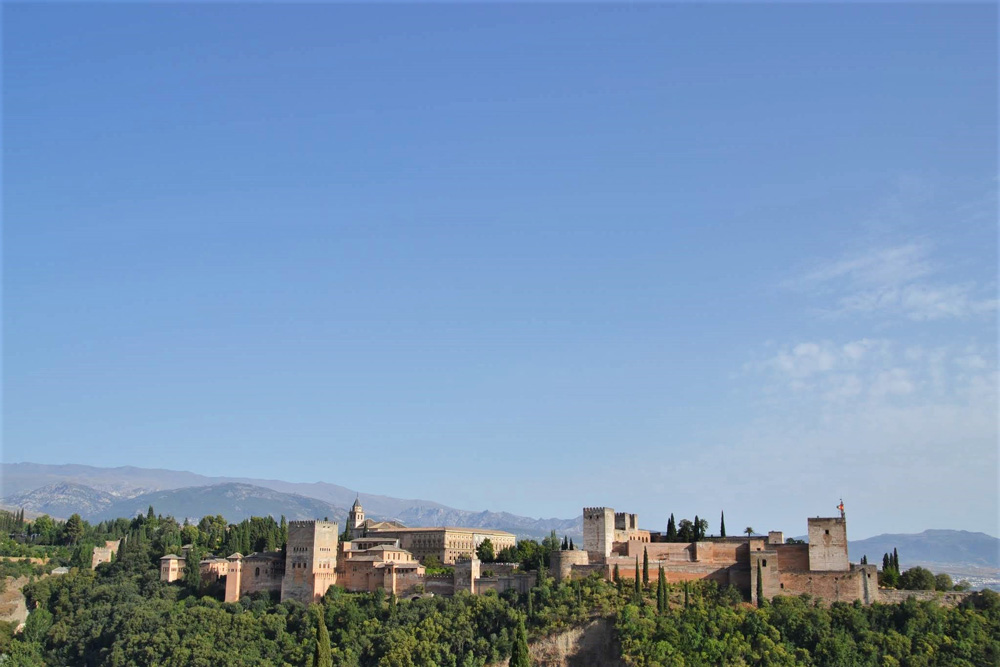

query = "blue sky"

[{"left": 3, "top": 4, "right": 996, "bottom": 539}]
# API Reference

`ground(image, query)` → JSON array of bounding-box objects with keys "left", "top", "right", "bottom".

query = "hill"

[
  {"left": 850, "top": 529, "right": 1000, "bottom": 569},
  {"left": 1, "top": 462, "right": 581, "bottom": 538}
]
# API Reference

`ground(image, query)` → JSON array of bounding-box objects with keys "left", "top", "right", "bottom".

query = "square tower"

[
  {"left": 583, "top": 507, "right": 615, "bottom": 560},
  {"left": 807, "top": 517, "right": 849, "bottom": 571},
  {"left": 281, "top": 520, "right": 339, "bottom": 602}
]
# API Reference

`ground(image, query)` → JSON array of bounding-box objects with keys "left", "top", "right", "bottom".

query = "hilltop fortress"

[
  {"left": 551, "top": 506, "right": 879, "bottom": 604},
  {"left": 158, "top": 499, "right": 879, "bottom": 605}
]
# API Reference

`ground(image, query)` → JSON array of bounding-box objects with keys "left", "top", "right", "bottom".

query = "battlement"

[{"left": 583, "top": 507, "right": 612, "bottom": 515}]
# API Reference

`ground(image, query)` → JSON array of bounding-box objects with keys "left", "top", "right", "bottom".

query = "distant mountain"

[
  {"left": 1, "top": 462, "right": 582, "bottom": 539},
  {"left": 4, "top": 482, "right": 117, "bottom": 519},
  {"left": 850, "top": 530, "right": 1000, "bottom": 569},
  {"left": 94, "top": 483, "right": 348, "bottom": 523}
]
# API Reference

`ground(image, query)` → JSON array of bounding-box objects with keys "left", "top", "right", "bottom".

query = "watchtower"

[
  {"left": 281, "top": 520, "right": 339, "bottom": 602},
  {"left": 807, "top": 517, "right": 848, "bottom": 571},
  {"left": 582, "top": 507, "right": 615, "bottom": 560}
]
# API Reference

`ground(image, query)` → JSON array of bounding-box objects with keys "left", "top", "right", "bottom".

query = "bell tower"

[{"left": 349, "top": 496, "right": 365, "bottom": 539}]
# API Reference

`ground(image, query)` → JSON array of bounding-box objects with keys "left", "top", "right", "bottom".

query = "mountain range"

[{"left": 1, "top": 463, "right": 581, "bottom": 539}]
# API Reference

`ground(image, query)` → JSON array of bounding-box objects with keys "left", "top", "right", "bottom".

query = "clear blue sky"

[{"left": 4, "top": 4, "right": 997, "bottom": 538}]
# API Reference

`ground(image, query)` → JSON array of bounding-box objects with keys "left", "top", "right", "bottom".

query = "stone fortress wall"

[{"left": 574, "top": 506, "right": 880, "bottom": 605}]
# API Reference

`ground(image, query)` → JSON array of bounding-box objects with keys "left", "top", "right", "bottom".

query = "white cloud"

[{"left": 792, "top": 241, "right": 996, "bottom": 321}]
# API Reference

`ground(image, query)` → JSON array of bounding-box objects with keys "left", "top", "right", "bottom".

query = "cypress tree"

[
  {"left": 720, "top": 511, "right": 726, "bottom": 538},
  {"left": 882, "top": 553, "right": 890, "bottom": 571},
  {"left": 642, "top": 547, "right": 649, "bottom": 586},
  {"left": 314, "top": 611, "right": 332, "bottom": 667},
  {"left": 657, "top": 567, "right": 666, "bottom": 613},
  {"left": 509, "top": 618, "right": 532, "bottom": 667},
  {"left": 666, "top": 514, "right": 677, "bottom": 542},
  {"left": 893, "top": 548, "right": 899, "bottom": 572},
  {"left": 613, "top": 564, "right": 620, "bottom": 583},
  {"left": 633, "top": 557, "right": 641, "bottom": 599},
  {"left": 693, "top": 515, "right": 700, "bottom": 541},
  {"left": 756, "top": 560, "right": 764, "bottom": 607},
  {"left": 561, "top": 535, "right": 568, "bottom": 550},
  {"left": 568, "top": 538, "right": 574, "bottom": 550},
  {"left": 527, "top": 590, "right": 534, "bottom": 620},
  {"left": 683, "top": 580, "right": 689, "bottom": 607}
]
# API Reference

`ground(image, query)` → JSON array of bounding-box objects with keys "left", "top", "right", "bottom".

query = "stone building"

[
  {"left": 91, "top": 539, "right": 121, "bottom": 568},
  {"left": 364, "top": 526, "right": 516, "bottom": 564},
  {"left": 338, "top": 539, "right": 425, "bottom": 596},
  {"left": 571, "top": 507, "right": 878, "bottom": 605},
  {"left": 280, "top": 520, "right": 339, "bottom": 603}
]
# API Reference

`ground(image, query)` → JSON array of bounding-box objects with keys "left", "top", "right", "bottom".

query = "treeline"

[
  {"left": 0, "top": 509, "right": 26, "bottom": 533},
  {"left": 616, "top": 580, "right": 1000, "bottom": 666}
]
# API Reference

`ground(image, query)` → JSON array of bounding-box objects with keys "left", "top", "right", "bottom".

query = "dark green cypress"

[
  {"left": 314, "top": 611, "right": 332, "bottom": 667},
  {"left": 633, "top": 557, "right": 641, "bottom": 599},
  {"left": 720, "top": 511, "right": 726, "bottom": 538},
  {"left": 642, "top": 547, "right": 649, "bottom": 586}
]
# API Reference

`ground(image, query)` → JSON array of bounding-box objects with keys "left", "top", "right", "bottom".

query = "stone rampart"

[{"left": 877, "top": 589, "right": 973, "bottom": 606}]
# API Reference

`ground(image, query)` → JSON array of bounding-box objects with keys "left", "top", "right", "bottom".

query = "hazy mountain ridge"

[
  {"left": 2, "top": 463, "right": 582, "bottom": 538},
  {"left": 849, "top": 529, "right": 999, "bottom": 569},
  {"left": 4, "top": 482, "right": 118, "bottom": 519}
]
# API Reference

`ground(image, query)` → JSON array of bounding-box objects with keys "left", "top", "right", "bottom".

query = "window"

[
  {"left": 825, "top": 530, "right": 829, "bottom": 535},
  {"left": 762, "top": 560, "right": 767, "bottom": 567},
  {"left": 255, "top": 567, "right": 260, "bottom": 576}
]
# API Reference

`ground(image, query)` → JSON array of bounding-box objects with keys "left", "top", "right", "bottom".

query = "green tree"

[
  {"left": 666, "top": 514, "right": 677, "bottom": 541},
  {"left": 744, "top": 526, "right": 755, "bottom": 538},
  {"left": 476, "top": 538, "right": 495, "bottom": 563},
  {"left": 509, "top": 618, "right": 532, "bottom": 667},
  {"left": 934, "top": 572, "right": 953, "bottom": 591},
  {"left": 63, "top": 513, "right": 85, "bottom": 545},
  {"left": 313, "top": 608, "right": 332, "bottom": 667},
  {"left": 656, "top": 567, "right": 666, "bottom": 613},
  {"left": 899, "top": 566, "right": 936, "bottom": 590},
  {"left": 23, "top": 607, "right": 52, "bottom": 645},
  {"left": 642, "top": 547, "right": 649, "bottom": 586},
  {"left": 568, "top": 538, "right": 574, "bottom": 550},
  {"left": 613, "top": 564, "right": 620, "bottom": 583},
  {"left": 720, "top": 511, "right": 726, "bottom": 538},
  {"left": 183, "top": 546, "right": 203, "bottom": 590},
  {"left": 633, "top": 557, "right": 641, "bottom": 600}
]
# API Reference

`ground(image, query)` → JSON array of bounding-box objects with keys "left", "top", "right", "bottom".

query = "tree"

[
  {"left": 613, "top": 564, "right": 620, "bottom": 583},
  {"left": 568, "top": 538, "right": 574, "bottom": 550},
  {"left": 666, "top": 514, "right": 677, "bottom": 542},
  {"left": 677, "top": 520, "right": 693, "bottom": 542},
  {"left": 934, "top": 573, "right": 954, "bottom": 591},
  {"left": 63, "top": 513, "right": 85, "bottom": 545},
  {"left": 633, "top": 557, "right": 641, "bottom": 600},
  {"left": 476, "top": 538, "right": 495, "bottom": 563},
  {"left": 561, "top": 536, "right": 568, "bottom": 550},
  {"left": 756, "top": 560, "right": 764, "bottom": 606},
  {"left": 184, "top": 546, "right": 203, "bottom": 590},
  {"left": 695, "top": 517, "right": 708, "bottom": 541},
  {"left": 509, "top": 618, "right": 532, "bottom": 667},
  {"left": 656, "top": 567, "right": 666, "bottom": 613},
  {"left": 642, "top": 547, "right": 649, "bottom": 586},
  {"left": 892, "top": 548, "right": 899, "bottom": 572},
  {"left": 693, "top": 515, "right": 701, "bottom": 541},
  {"left": 899, "top": 566, "right": 936, "bottom": 591},
  {"left": 720, "top": 511, "right": 726, "bottom": 538},
  {"left": 744, "top": 526, "right": 755, "bottom": 538},
  {"left": 313, "top": 608, "right": 332, "bottom": 667}
]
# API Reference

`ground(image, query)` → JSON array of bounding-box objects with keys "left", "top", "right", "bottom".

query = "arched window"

[{"left": 255, "top": 567, "right": 260, "bottom": 576}]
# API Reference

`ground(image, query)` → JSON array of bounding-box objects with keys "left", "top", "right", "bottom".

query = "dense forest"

[{"left": 2, "top": 508, "right": 998, "bottom": 666}]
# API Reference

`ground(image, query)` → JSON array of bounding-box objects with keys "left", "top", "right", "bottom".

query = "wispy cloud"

[{"left": 791, "top": 241, "right": 996, "bottom": 321}]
